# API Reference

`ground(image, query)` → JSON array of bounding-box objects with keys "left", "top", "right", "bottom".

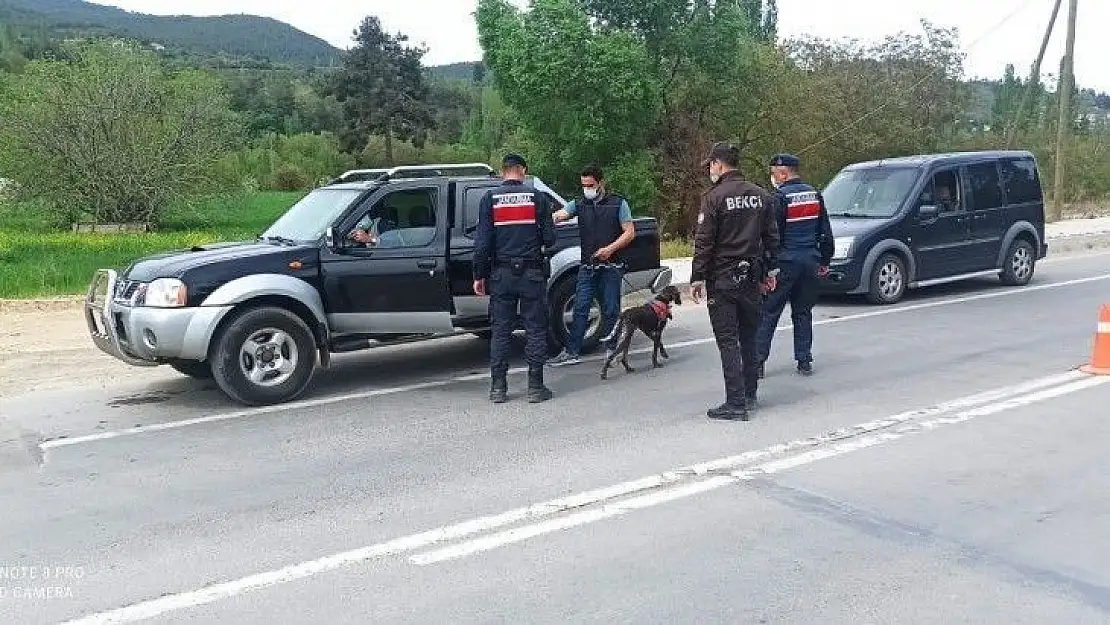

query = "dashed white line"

[
  {"left": 410, "top": 373, "right": 1110, "bottom": 565},
  {"left": 58, "top": 369, "right": 1106, "bottom": 623},
  {"left": 41, "top": 272, "right": 1110, "bottom": 450}
]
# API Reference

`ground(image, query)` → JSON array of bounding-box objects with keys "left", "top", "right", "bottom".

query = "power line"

[{"left": 796, "top": 0, "right": 1042, "bottom": 156}]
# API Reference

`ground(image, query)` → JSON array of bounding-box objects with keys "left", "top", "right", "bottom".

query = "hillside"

[{"left": 0, "top": 0, "right": 341, "bottom": 67}]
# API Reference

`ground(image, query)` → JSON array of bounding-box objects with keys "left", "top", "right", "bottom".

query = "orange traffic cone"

[{"left": 1080, "top": 304, "right": 1110, "bottom": 375}]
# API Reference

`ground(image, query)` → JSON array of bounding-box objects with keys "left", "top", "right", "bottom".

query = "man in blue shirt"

[{"left": 546, "top": 164, "right": 635, "bottom": 366}]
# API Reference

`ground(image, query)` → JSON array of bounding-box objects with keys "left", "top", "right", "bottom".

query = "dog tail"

[{"left": 601, "top": 314, "right": 625, "bottom": 343}]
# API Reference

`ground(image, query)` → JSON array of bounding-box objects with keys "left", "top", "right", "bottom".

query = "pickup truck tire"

[
  {"left": 547, "top": 274, "right": 602, "bottom": 354},
  {"left": 168, "top": 359, "right": 213, "bottom": 379},
  {"left": 209, "top": 306, "right": 317, "bottom": 406}
]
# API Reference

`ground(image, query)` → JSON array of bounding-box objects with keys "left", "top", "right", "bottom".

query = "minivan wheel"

[
  {"left": 999, "top": 238, "right": 1035, "bottom": 286},
  {"left": 209, "top": 306, "right": 317, "bottom": 406},
  {"left": 866, "top": 253, "right": 906, "bottom": 305}
]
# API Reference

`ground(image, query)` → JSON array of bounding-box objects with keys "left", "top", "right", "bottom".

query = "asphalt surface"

[{"left": 2, "top": 250, "right": 1110, "bottom": 624}]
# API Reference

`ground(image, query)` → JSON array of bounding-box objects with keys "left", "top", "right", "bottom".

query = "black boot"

[
  {"left": 707, "top": 402, "right": 749, "bottom": 421},
  {"left": 489, "top": 373, "right": 508, "bottom": 403},
  {"left": 527, "top": 366, "right": 552, "bottom": 403}
]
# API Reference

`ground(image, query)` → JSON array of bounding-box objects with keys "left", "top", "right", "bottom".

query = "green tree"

[
  {"left": 330, "top": 16, "right": 434, "bottom": 165},
  {"left": 0, "top": 40, "right": 241, "bottom": 225},
  {"left": 475, "top": 0, "right": 663, "bottom": 190}
]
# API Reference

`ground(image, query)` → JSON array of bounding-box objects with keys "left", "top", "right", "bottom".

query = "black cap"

[
  {"left": 501, "top": 152, "right": 527, "bottom": 169},
  {"left": 702, "top": 142, "right": 741, "bottom": 168},
  {"left": 769, "top": 153, "right": 800, "bottom": 168}
]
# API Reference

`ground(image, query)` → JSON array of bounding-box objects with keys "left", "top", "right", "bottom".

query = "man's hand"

[
  {"left": 762, "top": 275, "right": 778, "bottom": 293},
  {"left": 473, "top": 279, "right": 486, "bottom": 296},
  {"left": 817, "top": 265, "right": 830, "bottom": 278},
  {"left": 690, "top": 281, "right": 705, "bottom": 304},
  {"left": 351, "top": 229, "right": 377, "bottom": 245},
  {"left": 593, "top": 245, "right": 614, "bottom": 261}
]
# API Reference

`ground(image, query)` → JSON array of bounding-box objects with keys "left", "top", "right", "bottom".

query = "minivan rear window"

[
  {"left": 1001, "top": 158, "right": 1042, "bottom": 205},
  {"left": 822, "top": 166, "right": 920, "bottom": 218}
]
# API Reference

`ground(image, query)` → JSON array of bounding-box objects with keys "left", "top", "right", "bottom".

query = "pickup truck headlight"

[
  {"left": 138, "top": 278, "right": 188, "bottom": 307},
  {"left": 832, "top": 236, "right": 855, "bottom": 261}
]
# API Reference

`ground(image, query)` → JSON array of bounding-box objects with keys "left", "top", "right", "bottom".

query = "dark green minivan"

[{"left": 818, "top": 150, "right": 1048, "bottom": 304}]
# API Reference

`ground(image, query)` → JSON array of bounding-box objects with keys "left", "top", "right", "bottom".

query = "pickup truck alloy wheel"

[
  {"left": 548, "top": 276, "right": 602, "bottom": 353},
  {"left": 866, "top": 253, "right": 906, "bottom": 305},
  {"left": 209, "top": 307, "right": 317, "bottom": 406},
  {"left": 240, "top": 328, "right": 298, "bottom": 387}
]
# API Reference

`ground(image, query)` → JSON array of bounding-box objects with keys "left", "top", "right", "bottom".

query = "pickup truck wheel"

[
  {"left": 547, "top": 274, "right": 602, "bottom": 353},
  {"left": 168, "top": 359, "right": 212, "bottom": 379},
  {"left": 209, "top": 307, "right": 317, "bottom": 406}
]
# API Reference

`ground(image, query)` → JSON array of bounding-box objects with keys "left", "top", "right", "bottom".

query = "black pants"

[
  {"left": 706, "top": 276, "right": 762, "bottom": 406},
  {"left": 489, "top": 264, "right": 548, "bottom": 376}
]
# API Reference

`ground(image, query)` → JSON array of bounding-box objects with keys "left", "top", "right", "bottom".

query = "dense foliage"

[{"left": 0, "top": 1, "right": 1106, "bottom": 235}]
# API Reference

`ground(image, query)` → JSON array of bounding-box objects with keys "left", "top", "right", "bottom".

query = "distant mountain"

[{"left": 0, "top": 0, "right": 341, "bottom": 67}]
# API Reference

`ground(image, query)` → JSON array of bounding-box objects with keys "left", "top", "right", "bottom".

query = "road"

[{"left": 2, "top": 250, "right": 1109, "bottom": 624}]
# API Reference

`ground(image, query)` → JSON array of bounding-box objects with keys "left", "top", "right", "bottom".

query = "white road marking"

[
  {"left": 41, "top": 271, "right": 1110, "bottom": 450},
  {"left": 58, "top": 370, "right": 1105, "bottom": 623},
  {"left": 411, "top": 374, "right": 1110, "bottom": 565}
]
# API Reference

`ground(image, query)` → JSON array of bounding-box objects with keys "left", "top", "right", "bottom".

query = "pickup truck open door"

[{"left": 321, "top": 178, "right": 455, "bottom": 335}]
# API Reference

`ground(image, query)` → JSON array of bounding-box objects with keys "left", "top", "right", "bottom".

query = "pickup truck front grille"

[{"left": 113, "top": 280, "right": 141, "bottom": 304}]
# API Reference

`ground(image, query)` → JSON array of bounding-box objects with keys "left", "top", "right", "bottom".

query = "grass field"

[
  {"left": 0, "top": 190, "right": 698, "bottom": 299},
  {"left": 0, "top": 192, "right": 299, "bottom": 299}
]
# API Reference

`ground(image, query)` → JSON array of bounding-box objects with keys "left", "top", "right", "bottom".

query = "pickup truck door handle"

[{"left": 417, "top": 259, "right": 438, "bottom": 269}]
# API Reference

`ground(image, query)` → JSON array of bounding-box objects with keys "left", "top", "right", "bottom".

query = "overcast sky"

[{"left": 89, "top": 0, "right": 1108, "bottom": 92}]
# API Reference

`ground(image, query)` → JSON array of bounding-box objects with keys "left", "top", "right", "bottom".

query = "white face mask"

[
  {"left": 583, "top": 188, "right": 598, "bottom": 200},
  {"left": 771, "top": 177, "right": 781, "bottom": 189},
  {"left": 709, "top": 173, "right": 720, "bottom": 184}
]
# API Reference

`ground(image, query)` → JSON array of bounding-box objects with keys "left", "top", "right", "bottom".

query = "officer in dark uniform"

[
  {"left": 754, "top": 153, "right": 834, "bottom": 377},
  {"left": 690, "top": 142, "right": 781, "bottom": 421},
  {"left": 473, "top": 153, "right": 558, "bottom": 403}
]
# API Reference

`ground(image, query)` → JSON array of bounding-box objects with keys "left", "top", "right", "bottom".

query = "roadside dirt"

[{"left": 0, "top": 309, "right": 175, "bottom": 398}]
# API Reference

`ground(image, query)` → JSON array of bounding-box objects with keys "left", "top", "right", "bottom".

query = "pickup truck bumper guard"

[{"left": 84, "top": 269, "right": 229, "bottom": 367}]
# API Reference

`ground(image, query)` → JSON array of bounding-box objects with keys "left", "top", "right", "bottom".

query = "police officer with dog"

[
  {"left": 754, "top": 153, "right": 834, "bottom": 378},
  {"left": 690, "top": 142, "right": 781, "bottom": 421},
  {"left": 473, "top": 153, "right": 558, "bottom": 404}
]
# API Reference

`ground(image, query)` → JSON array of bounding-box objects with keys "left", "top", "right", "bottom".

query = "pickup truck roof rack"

[{"left": 328, "top": 163, "right": 498, "bottom": 186}]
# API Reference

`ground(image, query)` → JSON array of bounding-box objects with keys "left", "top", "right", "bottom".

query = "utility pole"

[
  {"left": 1006, "top": 0, "right": 1063, "bottom": 149},
  {"left": 1050, "top": 0, "right": 1078, "bottom": 222}
]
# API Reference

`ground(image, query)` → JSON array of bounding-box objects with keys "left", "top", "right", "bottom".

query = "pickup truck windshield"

[
  {"left": 822, "top": 166, "right": 920, "bottom": 218},
  {"left": 260, "top": 188, "right": 365, "bottom": 241}
]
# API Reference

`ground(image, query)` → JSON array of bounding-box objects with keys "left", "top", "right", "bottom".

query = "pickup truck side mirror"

[{"left": 918, "top": 204, "right": 939, "bottom": 221}]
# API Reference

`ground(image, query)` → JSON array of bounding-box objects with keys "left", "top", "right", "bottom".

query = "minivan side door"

[
  {"left": 910, "top": 167, "right": 973, "bottom": 281},
  {"left": 321, "top": 179, "right": 454, "bottom": 336},
  {"left": 963, "top": 160, "right": 1007, "bottom": 271}
]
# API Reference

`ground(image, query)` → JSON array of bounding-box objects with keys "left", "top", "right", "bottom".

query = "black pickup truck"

[{"left": 84, "top": 163, "right": 672, "bottom": 406}]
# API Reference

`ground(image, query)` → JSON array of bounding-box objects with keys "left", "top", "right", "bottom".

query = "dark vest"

[
  {"left": 776, "top": 178, "right": 822, "bottom": 263},
  {"left": 576, "top": 193, "right": 626, "bottom": 264}
]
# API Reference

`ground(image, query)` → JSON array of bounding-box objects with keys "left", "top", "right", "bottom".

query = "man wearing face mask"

[
  {"left": 690, "top": 142, "right": 780, "bottom": 421},
  {"left": 754, "top": 153, "right": 834, "bottom": 378},
  {"left": 546, "top": 164, "right": 636, "bottom": 366}
]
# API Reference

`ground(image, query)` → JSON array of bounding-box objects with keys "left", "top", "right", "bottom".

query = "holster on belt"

[{"left": 728, "top": 257, "right": 762, "bottom": 286}]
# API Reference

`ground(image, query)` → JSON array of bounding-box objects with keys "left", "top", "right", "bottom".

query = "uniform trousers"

[
  {"left": 754, "top": 257, "right": 820, "bottom": 365},
  {"left": 706, "top": 275, "right": 763, "bottom": 407},
  {"left": 489, "top": 264, "right": 548, "bottom": 376}
]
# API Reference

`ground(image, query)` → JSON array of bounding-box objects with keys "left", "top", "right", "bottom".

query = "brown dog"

[{"left": 599, "top": 285, "right": 683, "bottom": 379}]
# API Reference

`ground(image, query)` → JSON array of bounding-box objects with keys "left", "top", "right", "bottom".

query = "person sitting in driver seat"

[
  {"left": 349, "top": 212, "right": 397, "bottom": 246},
  {"left": 935, "top": 185, "right": 956, "bottom": 213}
]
